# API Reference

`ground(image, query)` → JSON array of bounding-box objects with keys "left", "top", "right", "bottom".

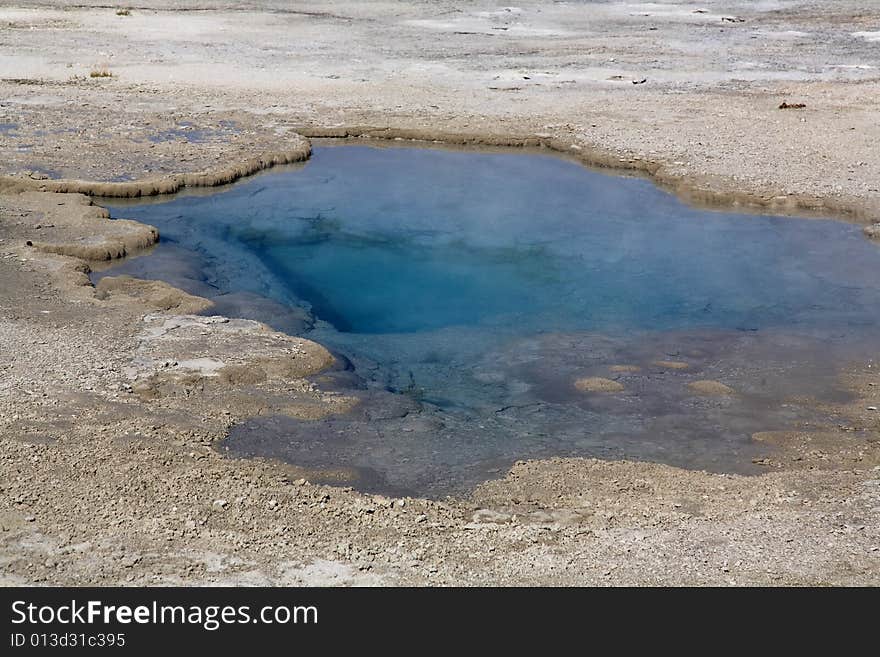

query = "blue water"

[{"left": 100, "top": 144, "right": 880, "bottom": 495}]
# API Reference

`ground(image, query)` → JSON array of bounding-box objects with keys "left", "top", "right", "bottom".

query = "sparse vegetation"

[
  {"left": 116, "top": 8, "right": 131, "bottom": 16},
  {"left": 89, "top": 68, "right": 113, "bottom": 78}
]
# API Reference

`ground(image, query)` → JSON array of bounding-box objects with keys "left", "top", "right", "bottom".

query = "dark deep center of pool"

[{"left": 101, "top": 145, "right": 880, "bottom": 496}]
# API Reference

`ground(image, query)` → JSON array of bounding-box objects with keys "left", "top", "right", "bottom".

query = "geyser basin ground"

[{"left": 98, "top": 144, "right": 880, "bottom": 497}]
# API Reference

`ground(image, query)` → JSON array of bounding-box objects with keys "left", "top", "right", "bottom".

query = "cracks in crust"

[{"left": 494, "top": 403, "right": 544, "bottom": 416}]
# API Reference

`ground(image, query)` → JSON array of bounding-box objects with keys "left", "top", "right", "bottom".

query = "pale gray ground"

[{"left": 0, "top": 1, "right": 879, "bottom": 585}]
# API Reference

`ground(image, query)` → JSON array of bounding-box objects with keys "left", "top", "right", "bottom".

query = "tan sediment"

[
  {"left": 124, "top": 313, "right": 345, "bottom": 417},
  {"left": 753, "top": 431, "right": 806, "bottom": 445},
  {"left": 0, "top": 136, "right": 311, "bottom": 198},
  {"left": 653, "top": 360, "right": 690, "bottom": 370},
  {"left": 30, "top": 219, "right": 158, "bottom": 260},
  {"left": 865, "top": 224, "right": 880, "bottom": 240},
  {"left": 609, "top": 364, "right": 641, "bottom": 373},
  {"left": 95, "top": 275, "right": 213, "bottom": 314},
  {"left": 574, "top": 377, "right": 625, "bottom": 393},
  {"left": 9, "top": 191, "right": 158, "bottom": 260},
  {"left": 687, "top": 380, "right": 736, "bottom": 396}
]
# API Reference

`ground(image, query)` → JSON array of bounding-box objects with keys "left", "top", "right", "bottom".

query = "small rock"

[
  {"left": 212, "top": 499, "right": 228, "bottom": 509},
  {"left": 121, "top": 555, "right": 141, "bottom": 568}
]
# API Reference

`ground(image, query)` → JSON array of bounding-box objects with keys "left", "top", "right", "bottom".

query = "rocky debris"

[
  {"left": 864, "top": 224, "right": 880, "bottom": 240},
  {"left": 471, "top": 509, "right": 515, "bottom": 525}
]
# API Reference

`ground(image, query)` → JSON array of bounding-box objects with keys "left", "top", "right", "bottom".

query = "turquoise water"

[{"left": 100, "top": 144, "right": 880, "bottom": 496}]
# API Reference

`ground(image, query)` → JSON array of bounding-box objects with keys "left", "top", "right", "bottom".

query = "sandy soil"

[{"left": 0, "top": 1, "right": 879, "bottom": 585}]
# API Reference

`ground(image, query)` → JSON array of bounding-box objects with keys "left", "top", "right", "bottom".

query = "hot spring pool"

[{"left": 97, "top": 144, "right": 880, "bottom": 496}]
